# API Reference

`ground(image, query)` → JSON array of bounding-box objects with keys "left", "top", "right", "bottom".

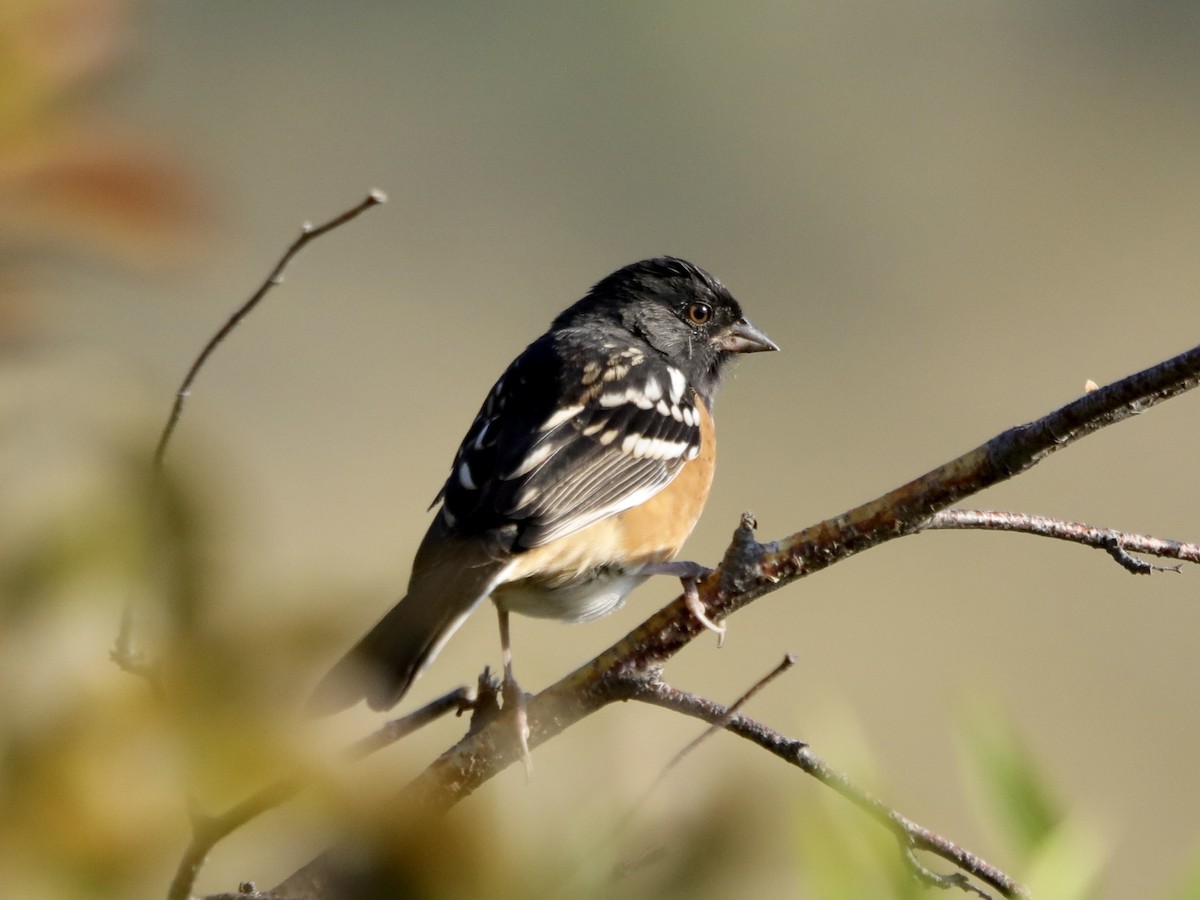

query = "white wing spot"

[
  {"left": 472, "top": 420, "right": 491, "bottom": 450},
  {"left": 486, "top": 378, "right": 506, "bottom": 414},
  {"left": 621, "top": 433, "right": 640, "bottom": 454},
  {"left": 643, "top": 376, "right": 663, "bottom": 402},
  {"left": 599, "top": 391, "right": 628, "bottom": 408},
  {"left": 515, "top": 484, "right": 540, "bottom": 506},
  {"left": 581, "top": 419, "right": 606, "bottom": 436},
  {"left": 685, "top": 443, "right": 701, "bottom": 461},
  {"left": 504, "top": 441, "right": 555, "bottom": 479},
  {"left": 666, "top": 366, "right": 687, "bottom": 403},
  {"left": 457, "top": 461, "right": 477, "bottom": 490},
  {"left": 540, "top": 404, "right": 584, "bottom": 432},
  {"left": 649, "top": 438, "right": 687, "bottom": 460},
  {"left": 599, "top": 428, "right": 620, "bottom": 445}
]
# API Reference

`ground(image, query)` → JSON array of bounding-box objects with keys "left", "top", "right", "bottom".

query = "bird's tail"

[{"left": 307, "top": 530, "right": 510, "bottom": 716}]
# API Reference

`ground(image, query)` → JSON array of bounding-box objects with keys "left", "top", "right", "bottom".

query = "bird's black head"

[{"left": 554, "top": 257, "right": 778, "bottom": 399}]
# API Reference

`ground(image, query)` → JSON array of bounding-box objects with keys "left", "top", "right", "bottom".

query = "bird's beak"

[{"left": 714, "top": 317, "right": 780, "bottom": 354}]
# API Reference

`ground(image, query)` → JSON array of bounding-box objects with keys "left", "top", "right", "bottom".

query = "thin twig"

[
  {"left": 125, "top": 192, "right": 387, "bottom": 698},
  {"left": 636, "top": 654, "right": 798, "bottom": 809},
  {"left": 903, "top": 845, "right": 992, "bottom": 898},
  {"left": 925, "top": 509, "right": 1196, "bottom": 573},
  {"left": 611, "top": 845, "right": 670, "bottom": 881},
  {"left": 345, "top": 686, "right": 476, "bottom": 759},
  {"left": 168, "top": 685, "right": 468, "bottom": 900},
  {"left": 635, "top": 681, "right": 1030, "bottom": 899},
  {"left": 153, "top": 190, "right": 386, "bottom": 470}
]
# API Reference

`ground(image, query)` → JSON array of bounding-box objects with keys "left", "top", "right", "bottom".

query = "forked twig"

[
  {"left": 132, "top": 191, "right": 389, "bottom": 900},
  {"left": 627, "top": 653, "right": 798, "bottom": 820},
  {"left": 168, "top": 686, "right": 472, "bottom": 900},
  {"left": 636, "top": 681, "right": 1030, "bottom": 899},
  {"left": 605, "top": 654, "right": 799, "bottom": 883}
]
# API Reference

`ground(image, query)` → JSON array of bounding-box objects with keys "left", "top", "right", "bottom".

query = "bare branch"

[
  {"left": 635, "top": 681, "right": 1031, "bottom": 900},
  {"left": 925, "top": 508, "right": 1196, "bottom": 573},
  {"left": 273, "top": 339, "right": 1200, "bottom": 896},
  {"left": 153, "top": 190, "right": 386, "bottom": 470},
  {"left": 747, "top": 339, "right": 1200, "bottom": 601}
]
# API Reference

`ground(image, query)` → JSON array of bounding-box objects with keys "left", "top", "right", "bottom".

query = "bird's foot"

[{"left": 638, "top": 560, "right": 726, "bottom": 647}]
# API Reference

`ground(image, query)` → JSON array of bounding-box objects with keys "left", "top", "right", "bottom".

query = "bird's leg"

[
  {"left": 496, "top": 605, "right": 533, "bottom": 777},
  {"left": 637, "top": 560, "right": 726, "bottom": 647}
]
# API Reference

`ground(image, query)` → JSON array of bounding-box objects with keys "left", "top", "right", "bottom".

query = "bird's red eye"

[{"left": 685, "top": 302, "right": 713, "bottom": 326}]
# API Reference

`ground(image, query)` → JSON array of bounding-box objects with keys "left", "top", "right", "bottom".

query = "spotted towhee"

[{"left": 309, "top": 257, "right": 777, "bottom": 717}]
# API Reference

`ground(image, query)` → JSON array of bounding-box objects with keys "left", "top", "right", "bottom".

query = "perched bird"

[{"left": 309, "top": 257, "right": 777, "bottom": 720}]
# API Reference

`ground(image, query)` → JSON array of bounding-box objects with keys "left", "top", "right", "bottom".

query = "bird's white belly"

[{"left": 493, "top": 570, "right": 649, "bottom": 623}]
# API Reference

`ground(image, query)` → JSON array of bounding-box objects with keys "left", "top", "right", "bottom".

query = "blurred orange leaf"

[{"left": 0, "top": 131, "right": 215, "bottom": 272}]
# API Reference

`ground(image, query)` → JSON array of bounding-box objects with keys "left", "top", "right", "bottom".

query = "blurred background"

[{"left": 2, "top": 2, "right": 1199, "bottom": 898}]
